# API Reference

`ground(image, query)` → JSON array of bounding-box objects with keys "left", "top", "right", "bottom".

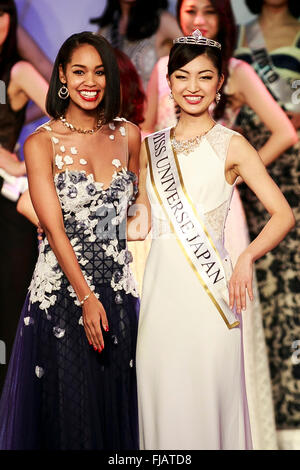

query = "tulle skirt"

[{"left": 0, "top": 282, "right": 139, "bottom": 450}]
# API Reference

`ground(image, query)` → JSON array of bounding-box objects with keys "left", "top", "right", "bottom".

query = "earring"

[
  {"left": 215, "top": 91, "right": 221, "bottom": 104},
  {"left": 58, "top": 85, "right": 69, "bottom": 100},
  {"left": 169, "top": 91, "right": 174, "bottom": 100}
]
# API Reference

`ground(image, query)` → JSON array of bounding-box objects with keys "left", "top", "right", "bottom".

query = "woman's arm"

[
  {"left": 232, "top": 61, "right": 298, "bottom": 166},
  {"left": 127, "top": 140, "right": 152, "bottom": 241},
  {"left": 226, "top": 134, "right": 295, "bottom": 313},
  {"left": 0, "top": 61, "right": 49, "bottom": 177},
  {"left": 11, "top": 60, "right": 48, "bottom": 114},
  {"left": 17, "top": 26, "right": 52, "bottom": 81},
  {"left": 24, "top": 131, "right": 108, "bottom": 352},
  {"left": 140, "top": 63, "right": 159, "bottom": 136},
  {"left": 127, "top": 121, "right": 141, "bottom": 176},
  {"left": 17, "top": 189, "right": 39, "bottom": 226}
]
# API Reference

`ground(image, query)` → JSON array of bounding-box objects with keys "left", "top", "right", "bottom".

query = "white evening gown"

[
  {"left": 144, "top": 56, "right": 277, "bottom": 450},
  {"left": 136, "top": 124, "right": 252, "bottom": 450}
]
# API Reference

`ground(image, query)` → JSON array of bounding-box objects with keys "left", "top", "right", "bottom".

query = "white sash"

[
  {"left": 146, "top": 128, "right": 239, "bottom": 330},
  {"left": 245, "top": 20, "right": 300, "bottom": 112}
]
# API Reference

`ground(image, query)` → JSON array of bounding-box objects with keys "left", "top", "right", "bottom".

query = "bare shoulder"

[
  {"left": 126, "top": 121, "right": 141, "bottom": 144},
  {"left": 24, "top": 128, "right": 53, "bottom": 164},
  {"left": 228, "top": 133, "right": 260, "bottom": 166},
  {"left": 229, "top": 133, "right": 252, "bottom": 152},
  {"left": 231, "top": 59, "right": 254, "bottom": 81},
  {"left": 160, "top": 10, "right": 177, "bottom": 25},
  {"left": 159, "top": 10, "right": 181, "bottom": 36}
]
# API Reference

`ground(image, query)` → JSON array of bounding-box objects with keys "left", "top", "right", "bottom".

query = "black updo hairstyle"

[
  {"left": 168, "top": 42, "right": 223, "bottom": 82},
  {"left": 46, "top": 31, "right": 121, "bottom": 123},
  {"left": 176, "top": 0, "right": 237, "bottom": 120}
]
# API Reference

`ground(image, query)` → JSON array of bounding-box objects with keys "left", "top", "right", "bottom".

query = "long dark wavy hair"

[
  {"left": 0, "top": 0, "right": 20, "bottom": 79},
  {"left": 46, "top": 32, "right": 121, "bottom": 123},
  {"left": 176, "top": 0, "right": 237, "bottom": 120},
  {"left": 114, "top": 48, "right": 145, "bottom": 125},
  {"left": 246, "top": 0, "right": 300, "bottom": 18},
  {"left": 90, "top": 0, "right": 169, "bottom": 42}
]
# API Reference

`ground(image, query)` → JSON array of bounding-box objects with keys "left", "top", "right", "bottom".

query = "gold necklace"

[{"left": 60, "top": 115, "right": 103, "bottom": 134}]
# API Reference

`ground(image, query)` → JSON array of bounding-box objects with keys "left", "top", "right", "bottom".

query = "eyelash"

[
  {"left": 185, "top": 9, "right": 216, "bottom": 15},
  {"left": 175, "top": 75, "right": 213, "bottom": 80},
  {"left": 73, "top": 70, "right": 104, "bottom": 76}
]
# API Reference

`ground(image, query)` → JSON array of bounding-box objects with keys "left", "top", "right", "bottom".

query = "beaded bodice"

[
  {"left": 147, "top": 124, "right": 239, "bottom": 248},
  {"left": 28, "top": 118, "right": 139, "bottom": 312}
]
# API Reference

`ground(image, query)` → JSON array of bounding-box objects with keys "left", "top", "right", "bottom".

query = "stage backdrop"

[{"left": 15, "top": 0, "right": 255, "bottom": 151}]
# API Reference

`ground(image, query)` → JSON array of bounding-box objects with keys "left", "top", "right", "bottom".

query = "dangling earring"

[
  {"left": 169, "top": 91, "right": 174, "bottom": 100},
  {"left": 58, "top": 85, "right": 69, "bottom": 100},
  {"left": 215, "top": 91, "right": 221, "bottom": 104}
]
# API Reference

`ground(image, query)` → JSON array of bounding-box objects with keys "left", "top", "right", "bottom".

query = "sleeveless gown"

[
  {"left": 0, "top": 63, "right": 38, "bottom": 392},
  {"left": 136, "top": 124, "right": 252, "bottom": 450},
  {"left": 100, "top": 25, "right": 158, "bottom": 91},
  {"left": 145, "top": 55, "right": 277, "bottom": 449},
  {"left": 235, "top": 22, "right": 300, "bottom": 449},
  {"left": 0, "top": 118, "right": 140, "bottom": 449}
]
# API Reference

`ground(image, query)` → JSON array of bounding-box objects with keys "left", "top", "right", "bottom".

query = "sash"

[
  {"left": 245, "top": 20, "right": 300, "bottom": 112},
  {"left": 146, "top": 128, "right": 240, "bottom": 330}
]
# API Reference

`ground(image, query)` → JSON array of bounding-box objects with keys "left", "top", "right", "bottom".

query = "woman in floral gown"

[{"left": 0, "top": 32, "right": 140, "bottom": 450}]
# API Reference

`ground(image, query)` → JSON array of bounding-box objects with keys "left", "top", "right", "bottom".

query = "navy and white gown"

[{"left": 0, "top": 118, "right": 140, "bottom": 450}]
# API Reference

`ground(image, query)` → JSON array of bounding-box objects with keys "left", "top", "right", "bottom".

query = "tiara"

[{"left": 173, "top": 29, "right": 221, "bottom": 50}]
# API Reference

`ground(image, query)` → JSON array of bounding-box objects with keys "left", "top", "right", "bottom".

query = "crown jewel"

[{"left": 173, "top": 29, "right": 221, "bottom": 49}]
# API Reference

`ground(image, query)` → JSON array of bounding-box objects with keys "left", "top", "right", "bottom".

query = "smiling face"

[
  {"left": 179, "top": 0, "right": 219, "bottom": 39},
  {"left": 168, "top": 53, "right": 223, "bottom": 116},
  {"left": 0, "top": 11, "right": 10, "bottom": 48},
  {"left": 59, "top": 43, "right": 106, "bottom": 112}
]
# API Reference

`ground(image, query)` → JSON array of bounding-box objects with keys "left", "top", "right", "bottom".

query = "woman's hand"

[
  {"left": 0, "top": 147, "right": 25, "bottom": 176},
  {"left": 229, "top": 252, "right": 254, "bottom": 314},
  {"left": 37, "top": 222, "right": 44, "bottom": 242},
  {"left": 82, "top": 294, "right": 109, "bottom": 352}
]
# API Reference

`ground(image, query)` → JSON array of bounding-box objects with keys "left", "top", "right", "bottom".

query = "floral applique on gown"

[
  {"left": 136, "top": 124, "right": 252, "bottom": 450},
  {"left": 0, "top": 118, "right": 140, "bottom": 450}
]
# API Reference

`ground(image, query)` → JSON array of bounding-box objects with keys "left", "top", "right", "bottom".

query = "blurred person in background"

[
  {"left": 91, "top": 0, "right": 182, "bottom": 91},
  {"left": 235, "top": 0, "right": 300, "bottom": 449},
  {"left": 141, "top": 0, "right": 297, "bottom": 449},
  {"left": 0, "top": 0, "right": 48, "bottom": 391}
]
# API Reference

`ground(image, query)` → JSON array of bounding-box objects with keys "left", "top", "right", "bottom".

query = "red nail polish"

[
  {"left": 105, "top": 326, "right": 109, "bottom": 332},
  {"left": 93, "top": 346, "right": 97, "bottom": 351}
]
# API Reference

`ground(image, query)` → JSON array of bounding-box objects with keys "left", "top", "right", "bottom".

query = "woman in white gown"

[
  {"left": 133, "top": 30, "right": 295, "bottom": 450},
  {"left": 141, "top": 0, "right": 297, "bottom": 450}
]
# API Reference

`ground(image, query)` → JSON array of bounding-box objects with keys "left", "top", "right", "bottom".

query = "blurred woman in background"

[
  {"left": 141, "top": 0, "right": 297, "bottom": 449},
  {"left": 235, "top": 0, "right": 300, "bottom": 449},
  {"left": 0, "top": 0, "right": 48, "bottom": 391},
  {"left": 91, "top": 0, "right": 182, "bottom": 90}
]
